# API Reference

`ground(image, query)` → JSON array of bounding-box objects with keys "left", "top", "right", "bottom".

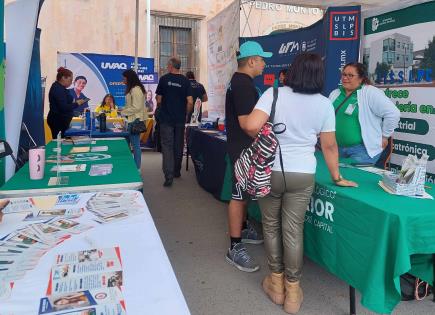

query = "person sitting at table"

[
  {"left": 48, "top": 67, "right": 87, "bottom": 138},
  {"left": 329, "top": 62, "right": 400, "bottom": 166},
  {"left": 95, "top": 94, "right": 119, "bottom": 118},
  {"left": 68, "top": 75, "right": 89, "bottom": 116},
  {"left": 241, "top": 53, "right": 357, "bottom": 314}
]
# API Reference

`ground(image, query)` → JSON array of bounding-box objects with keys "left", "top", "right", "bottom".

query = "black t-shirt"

[
  {"left": 156, "top": 73, "right": 193, "bottom": 125},
  {"left": 189, "top": 80, "right": 206, "bottom": 102},
  {"left": 225, "top": 72, "right": 259, "bottom": 160}
]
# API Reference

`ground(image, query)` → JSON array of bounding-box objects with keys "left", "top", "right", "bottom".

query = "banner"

[
  {"left": 362, "top": 1, "right": 435, "bottom": 183},
  {"left": 207, "top": 0, "right": 240, "bottom": 119},
  {"left": 240, "top": 6, "right": 361, "bottom": 97},
  {"left": 4, "top": 0, "right": 40, "bottom": 182},
  {"left": 57, "top": 53, "right": 155, "bottom": 108},
  {"left": 240, "top": 1, "right": 323, "bottom": 37}
]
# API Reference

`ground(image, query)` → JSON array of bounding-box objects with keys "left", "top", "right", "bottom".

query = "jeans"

[
  {"left": 160, "top": 123, "right": 185, "bottom": 180},
  {"left": 338, "top": 144, "right": 381, "bottom": 164},
  {"left": 128, "top": 127, "right": 141, "bottom": 169},
  {"left": 258, "top": 171, "right": 314, "bottom": 282}
]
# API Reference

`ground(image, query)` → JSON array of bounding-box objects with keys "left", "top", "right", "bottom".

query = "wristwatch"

[{"left": 333, "top": 174, "right": 343, "bottom": 183}]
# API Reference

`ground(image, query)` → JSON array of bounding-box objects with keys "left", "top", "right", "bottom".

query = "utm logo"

[
  {"left": 329, "top": 11, "right": 359, "bottom": 41},
  {"left": 264, "top": 74, "right": 275, "bottom": 86}
]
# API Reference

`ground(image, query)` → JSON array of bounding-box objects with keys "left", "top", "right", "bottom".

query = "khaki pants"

[{"left": 258, "top": 171, "right": 314, "bottom": 282}]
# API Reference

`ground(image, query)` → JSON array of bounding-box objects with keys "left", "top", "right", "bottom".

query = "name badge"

[{"left": 344, "top": 103, "right": 356, "bottom": 115}]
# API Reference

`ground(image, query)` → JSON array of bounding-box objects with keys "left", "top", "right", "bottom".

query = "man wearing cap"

[{"left": 224, "top": 41, "right": 272, "bottom": 272}]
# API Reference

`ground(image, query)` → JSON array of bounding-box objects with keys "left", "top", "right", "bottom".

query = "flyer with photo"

[
  {"left": 39, "top": 287, "right": 124, "bottom": 314},
  {"left": 54, "top": 247, "right": 122, "bottom": 267}
]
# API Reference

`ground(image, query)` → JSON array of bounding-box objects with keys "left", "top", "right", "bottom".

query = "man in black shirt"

[
  {"left": 225, "top": 41, "right": 272, "bottom": 272},
  {"left": 156, "top": 57, "right": 193, "bottom": 187},
  {"left": 185, "top": 71, "right": 207, "bottom": 123}
]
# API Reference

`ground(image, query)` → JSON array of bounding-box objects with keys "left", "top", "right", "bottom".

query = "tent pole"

[
  {"left": 134, "top": 0, "right": 139, "bottom": 71},
  {"left": 146, "top": 0, "right": 151, "bottom": 58}
]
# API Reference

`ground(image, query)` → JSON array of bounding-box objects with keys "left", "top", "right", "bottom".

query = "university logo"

[
  {"left": 329, "top": 11, "right": 359, "bottom": 41},
  {"left": 278, "top": 41, "right": 300, "bottom": 55},
  {"left": 263, "top": 73, "right": 275, "bottom": 86},
  {"left": 372, "top": 17, "right": 379, "bottom": 32},
  {"left": 100, "top": 62, "right": 128, "bottom": 70}
]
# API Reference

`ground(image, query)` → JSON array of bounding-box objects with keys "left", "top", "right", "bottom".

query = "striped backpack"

[{"left": 234, "top": 88, "right": 286, "bottom": 200}]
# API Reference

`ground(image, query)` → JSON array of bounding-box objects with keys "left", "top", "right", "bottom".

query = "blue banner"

[
  {"left": 58, "top": 52, "right": 155, "bottom": 107},
  {"left": 240, "top": 6, "right": 361, "bottom": 97}
]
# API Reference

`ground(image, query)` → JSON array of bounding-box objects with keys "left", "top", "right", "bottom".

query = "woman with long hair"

[
  {"left": 47, "top": 67, "right": 86, "bottom": 138},
  {"left": 95, "top": 94, "right": 119, "bottom": 117},
  {"left": 121, "top": 69, "right": 147, "bottom": 169},
  {"left": 243, "top": 53, "right": 357, "bottom": 314}
]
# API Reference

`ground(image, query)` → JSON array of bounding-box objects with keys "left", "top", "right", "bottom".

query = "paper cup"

[{"left": 29, "top": 147, "right": 45, "bottom": 180}]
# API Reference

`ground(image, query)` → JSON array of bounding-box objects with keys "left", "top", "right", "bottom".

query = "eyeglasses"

[{"left": 341, "top": 72, "right": 358, "bottom": 79}]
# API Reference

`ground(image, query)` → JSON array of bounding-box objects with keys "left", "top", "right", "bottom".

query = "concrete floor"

[{"left": 141, "top": 151, "right": 434, "bottom": 315}]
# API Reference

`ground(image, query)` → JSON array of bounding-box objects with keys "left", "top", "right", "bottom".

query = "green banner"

[{"left": 364, "top": 1, "right": 435, "bottom": 35}]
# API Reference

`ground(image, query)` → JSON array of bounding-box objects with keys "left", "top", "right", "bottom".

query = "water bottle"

[
  {"left": 85, "top": 110, "right": 91, "bottom": 130},
  {"left": 99, "top": 113, "right": 107, "bottom": 132}
]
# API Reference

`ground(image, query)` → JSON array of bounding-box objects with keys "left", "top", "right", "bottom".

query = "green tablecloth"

[
  {"left": 305, "top": 154, "right": 435, "bottom": 313},
  {"left": 0, "top": 139, "right": 142, "bottom": 197}
]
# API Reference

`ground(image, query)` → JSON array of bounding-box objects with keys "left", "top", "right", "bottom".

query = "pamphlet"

[{"left": 50, "top": 165, "right": 87, "bottom": 173}]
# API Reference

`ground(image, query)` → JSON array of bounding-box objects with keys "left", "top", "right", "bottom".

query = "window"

[
  {"left": 159, "top": 26, "right": 192, "bottom": 77},
  {"left": 383, "top": 39, "right": 389, "bottom": 52},
  {"left": 152, "top": 14, "right": 202, "bottom": 80}
]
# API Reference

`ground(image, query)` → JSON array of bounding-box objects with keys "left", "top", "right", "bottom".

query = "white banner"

[
  {"left": 207, "top": 0, "right": 240, "bottom": 120},
  {"left": 4, "top": 0, "right": 40, "bottom": 181},
  {"left": 362, "top": 1, "right": 435, "bottom": 183}
]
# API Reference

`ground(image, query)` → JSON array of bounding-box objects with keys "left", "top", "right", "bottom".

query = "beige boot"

[
  {"left": 284, "top": 279, "right": 303, "bottom": 314},
  {"left": 262, "top": 272, "right": 285, "bottom": 305}
]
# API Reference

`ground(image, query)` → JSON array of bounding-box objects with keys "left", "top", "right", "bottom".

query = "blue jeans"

[
  {"left": 338, "top": 144, "right": 381, "bottom": 164},
  {"left": 128, "top": 128, "right": 141, "bottom": 169}
]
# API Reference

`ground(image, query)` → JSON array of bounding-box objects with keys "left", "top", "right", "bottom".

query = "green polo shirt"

[{"left": 333, "top": 85, "right": 363, "bottom": 147}]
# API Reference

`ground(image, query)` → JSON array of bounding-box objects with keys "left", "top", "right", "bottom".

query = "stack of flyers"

[
  {"left": 24, "top": 208, "right": 85, "bottom": 221},
  {"left": 87, "top": 192, "right": 143, "bottom": 224},
  {"left": 89, "top": 164, "right": 113, "bottom": 177},
  {"left": 50, "top": 164, "right": 87, "bottom": 173},
  {"left": 1, "top": 198, "right": 36, "bottom": 214},
  {"left": 90, "top": 146, "right": 108, "bottom": 152},
  {"left": 69, "top": 147, "right": 90, "bottom": 154},
  {"left": 38, "top": 288, "right": 126, "bottom": 315},
  {"left": 43, "top": 247, "right": 126, "bottom": 314},
  {"left": 0, "top": 219, "right": 93, "bottom": 297}
]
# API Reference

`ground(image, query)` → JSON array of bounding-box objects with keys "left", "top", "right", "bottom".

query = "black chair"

[
  {"left": 0, "top": 140, "right": 19, "bottom": 168},
  {"left": 375, "top": 137, "right": 393, "bottom": 170}
]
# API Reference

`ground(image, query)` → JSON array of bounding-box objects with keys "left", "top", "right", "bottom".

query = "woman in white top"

[
  {"left": 120, "top": 69, "right": 147, "bottom": 169},
  {"left": 242, "top": 53, "right": 356, "bottom": 314}
]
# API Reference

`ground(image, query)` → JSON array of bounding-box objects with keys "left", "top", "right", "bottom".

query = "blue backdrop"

[
  {"left": 58, "top": 52, "right": 156, "bottom": 107},
  {"left": 240, "top": 6, "right": 361, "bottom": 97}
]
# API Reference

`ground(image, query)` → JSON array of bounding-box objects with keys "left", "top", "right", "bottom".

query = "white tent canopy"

[{"left": 243, "top": 0, "right": 433, "bottom": 13}]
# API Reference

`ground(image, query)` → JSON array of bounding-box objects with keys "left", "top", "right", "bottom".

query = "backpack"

[{"left": 234, "top": 88, "right": 286, "bottom": 200}]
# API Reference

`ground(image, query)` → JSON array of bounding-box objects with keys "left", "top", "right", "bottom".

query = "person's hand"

[
  {"left": 0, "top": 199, "right": 9, "bottom": 223},
  {"left": 382, "top": 137, "right": 389, "bottom": 149},
  {"left": 335, "top": 177, "right": 358, "bottom": 187},
  {"left": 76, "top": 99, "right": 86, "bottom": 106}
]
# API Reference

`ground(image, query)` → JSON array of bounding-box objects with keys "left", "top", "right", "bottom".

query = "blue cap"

[{"left": 237, "top": 41, "right": 273, "bottom": 60}]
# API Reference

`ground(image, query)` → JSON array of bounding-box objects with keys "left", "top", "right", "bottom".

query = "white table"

[{"left": 0, "top": 191, "right": 190, "bottom": 315}]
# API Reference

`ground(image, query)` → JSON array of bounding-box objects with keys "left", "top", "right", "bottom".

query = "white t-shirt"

[{"left": 255, "top": 86, "right": 335, "bottom": 174}]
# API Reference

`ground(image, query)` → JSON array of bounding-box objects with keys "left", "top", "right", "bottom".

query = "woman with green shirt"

[{"left": 329, "top": 62, "right": 400, "bottom": 165}]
